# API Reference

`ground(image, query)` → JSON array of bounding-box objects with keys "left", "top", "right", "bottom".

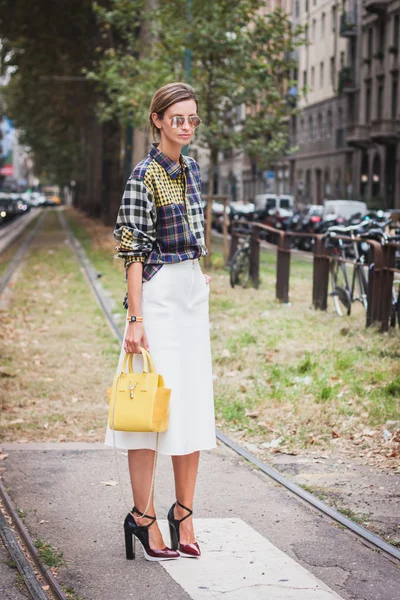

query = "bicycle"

[
  {"left": 230, "top": 233, "right": 251, "bottom": 288},
  {"left": 326, "top": 223, "right": 368, "bottom": 316}
]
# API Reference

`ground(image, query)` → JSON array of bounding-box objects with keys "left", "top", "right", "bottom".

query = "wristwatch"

[{"left": 127, "top": 315, "right": 143, "bottom": 323}]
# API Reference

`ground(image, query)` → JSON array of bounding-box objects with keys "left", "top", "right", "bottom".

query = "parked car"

[{"left": 323, "top": 200, "right": 367, "bottom": 221}]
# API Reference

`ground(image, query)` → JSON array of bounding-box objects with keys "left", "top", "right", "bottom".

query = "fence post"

[
  {"left": 312, "top": 235, "right": 330, "bottom": 310},
  {"left": 276, "top": 232, "right": 291, "bottom": 303},
  {"left": 380, "top": 244, "right": 396, "bottom": 333},
  {"left": 250, "top": 225, "right": 260, "bottom": 289},
  {"left": 366, "top": 241, "right": 383, "bottom": 327}
]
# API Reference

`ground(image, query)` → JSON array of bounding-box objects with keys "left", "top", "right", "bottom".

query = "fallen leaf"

[
  {"left": 0, "top": 454, "right": 9, "bottom": 461},
  {"left": 8, "top": 419, "right": 24, "bottom": 425},
  {"left": 101, "top": 480, "right": 118, "bottom": 486},
  {"left": 332, "top": 430, "right": 341, "bottom": 438},
  {"left": 245, "top": 410, "right": 259, "bottom": 418}
]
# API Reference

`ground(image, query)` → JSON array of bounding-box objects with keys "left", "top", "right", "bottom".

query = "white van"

[
  {"left": 323, "top": 200, "right": 367, "bottom": 220},
  {"left": 254, "top": 194, "right": 294, "bottom": 213}
]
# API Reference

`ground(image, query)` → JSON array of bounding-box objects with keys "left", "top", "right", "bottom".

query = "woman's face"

[{"left": 152, "top": 99, "right": 198, "bottom": 147}]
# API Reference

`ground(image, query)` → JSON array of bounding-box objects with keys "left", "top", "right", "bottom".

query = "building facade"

[
  {"left": 346, "top": 0, "right": 399, "bottom": 208},
  {"left": 290, "top": 0, "right": 355, "bottom": 204},
  {"left": 291, "top": 0, "right": 400, "bottom": 208}
]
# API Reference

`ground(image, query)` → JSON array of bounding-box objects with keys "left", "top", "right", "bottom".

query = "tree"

[
  {"left": 91, "top": 0, "right": 303, "bottom": 259},
  {"left": 0, "top": 0, "right": 104, "bottom": 213}
]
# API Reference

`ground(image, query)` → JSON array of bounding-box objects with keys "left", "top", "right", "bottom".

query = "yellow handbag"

[
  {"left": 108, "top": 347, "right": 171, "bottom": 433},
  {"left": 108, "top": 347, "right": 171, "bottom": 518}
]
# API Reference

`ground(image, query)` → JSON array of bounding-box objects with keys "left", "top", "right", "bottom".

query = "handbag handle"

[{"left": 125, "top": 347, "right": 156, "bottom": 375}]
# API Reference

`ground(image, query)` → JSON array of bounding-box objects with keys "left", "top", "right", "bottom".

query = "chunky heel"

[
  {"left": 124, "top": 508, "right": 179, "bottom": 562},
  {"left": 169, "top": 522, "right": 179, "bottom": 551},
  {"left": 124, "top": 528, "right": 135, "bottom": 560}
]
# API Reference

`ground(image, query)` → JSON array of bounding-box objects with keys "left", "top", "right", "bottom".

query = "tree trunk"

[
  {"left": 205, "top": 146, "right": 218, "bottom": 269},
  {"left": 101, "top": 119, "right": 124, "bottom": 226}
]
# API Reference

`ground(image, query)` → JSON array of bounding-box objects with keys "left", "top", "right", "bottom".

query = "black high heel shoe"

[
  {"left": 124, "top": 507, "right": 180, "bottom": 562},
  {"left": 167, "top": 501, "right": 201, "bottom": 558}
]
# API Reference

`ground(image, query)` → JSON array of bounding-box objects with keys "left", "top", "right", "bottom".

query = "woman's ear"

[{"left": 151, "top": 112, "right": 162, "bottom": 131}]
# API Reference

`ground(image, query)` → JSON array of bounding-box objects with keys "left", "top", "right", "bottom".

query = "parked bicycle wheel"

[
  {"left": 330, "top": 261, "right": 351, "bottom": 316},
  {"left": 354, "top": 264, "right": 368, "bottom": 311},
  {"left": 230, "top": 247, "right": 250, "bottom": 288}
]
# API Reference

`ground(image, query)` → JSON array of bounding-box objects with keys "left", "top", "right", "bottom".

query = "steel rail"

[
  {"left": 59, "top": 208, "right": 400, "bottom": 563},
  {"left": 0, "top": 480, "right": 67, "bottom": 600},
  {"left": 0, "top": 508, "right": 48, "bottom": 600},
  {"left": 0, "top": 211, "right": 46, "bottom": 297}
]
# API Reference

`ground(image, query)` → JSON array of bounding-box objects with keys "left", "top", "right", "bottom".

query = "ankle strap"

[
  {"left": 175, "top": 501, "right": 192, "bottom": 523},
  {"left": 132, "top": 506, "right": 156, "bottom": 527}
]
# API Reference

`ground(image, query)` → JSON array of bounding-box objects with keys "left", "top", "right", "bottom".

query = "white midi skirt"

[{"left": 104, "top": 259, "right": 216, "bottom": 455}]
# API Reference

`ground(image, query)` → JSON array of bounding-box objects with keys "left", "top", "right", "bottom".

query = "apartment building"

[
  {"left": 346, "top": 0, "right": 399, "bottom": 208},
  {"left": 290, "top": 0, "right": 353, "bottom": 204},
  {"left": 291, "top": 0, "right": 400, "bottom": 208}
]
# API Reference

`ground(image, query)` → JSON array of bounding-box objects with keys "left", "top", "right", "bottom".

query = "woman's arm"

[{"left": 124, "top": 261, "right": 150, "bottom": 354}]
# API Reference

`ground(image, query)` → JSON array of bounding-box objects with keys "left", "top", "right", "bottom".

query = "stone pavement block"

[{"left": 1, "top": 442, "right": 399, "bottom": 600}]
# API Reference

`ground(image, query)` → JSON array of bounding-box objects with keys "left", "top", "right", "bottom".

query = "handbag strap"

[
  {"left": 111, "top": 373, "right": 159, "bottom": 519},
  {"left": 122, "top": 348, "right": 149, "bottom": 374}
]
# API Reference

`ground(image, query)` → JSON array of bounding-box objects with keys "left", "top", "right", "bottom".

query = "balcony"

[
  {"left": 370, "top": 119, "right": 399, "bottom": 144},
  {"left": 363, "top": 0, "right": 390, "bottom": 14},
  {"left": 338, "top": 67, "right": 357, "bottom": 94},
  {"left": 340, "top": 12, "right": 357, "bottom": 37},
  {"left": 346, "top": 124, "right": 371, "bottom": 149}
]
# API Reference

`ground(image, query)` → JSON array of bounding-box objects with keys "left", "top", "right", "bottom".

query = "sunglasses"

[{"left": 159, "top": 114, "right": 202, "bottom": 129}]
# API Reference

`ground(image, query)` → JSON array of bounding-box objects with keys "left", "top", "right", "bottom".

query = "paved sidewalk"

[{"left": 1, "top": 442, "right": 399, "bottom": 600}]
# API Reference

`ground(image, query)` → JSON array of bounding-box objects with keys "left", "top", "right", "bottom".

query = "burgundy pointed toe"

[
  {"left": 178, "top": 542, "right": 201, "bottom": 558},
  {"left": 167, "top": 501, "right": 201, "bottom": 559}
]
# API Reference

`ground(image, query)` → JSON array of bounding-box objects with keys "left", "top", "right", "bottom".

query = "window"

[
  {"left": 317, "top": 113, "right": 323, "bottom": 138},
  {"left": 331, "top": 6, "right": 336, "bottom": 32},
  {"left": 327, "top": 110, "right": 332, "bottom": 137},
  {"left": 366, "top": 83, "right": 372, "bottom": 123},
  {"left": 392, "top": 77, "right": 398, "bottom": 120},
  {"left": 394, "top": 15, "right": 399, "bottom": 50},
  {"left": 330, "top": 56, "right": 335, "bottom": 86},
  {"left": 311, "top": 66, "right": 315, "bottom": 88},
  {"left": 300, "top": 117, "right": 305, "bottom": 142},
  {"left": 377, "top": 82, "right": 384, "bottom": 119},
  {"left": 303, "top": 69, "right": 308, "bottom": 88},
  {"left": 340, "top": 51, "right": 345, "bottom": 68},
  {"left": 367, "top": 28, "right": 373, "bottom": 59},
  {"left": 309, "top": 115, "right": 314, "bottom": 140},
  {"left": 321, "top": 13, "right": 325, "bottom": 37},
  {"left": 305, "top": 0, "right": 309, "bottom": 12},
  {"left": 312, "top": 19, "right": 316, "bottom": 42},
  {"left": 378, "top": 20, "right": 385, "bottom": 55},
  {"left": 320, "top": 61, "right": 324, "bottom": 87},
  {"left": 295, "top": 0, "right": 300, "bottom": 17}
]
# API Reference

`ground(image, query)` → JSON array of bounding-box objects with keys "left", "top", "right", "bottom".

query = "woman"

[{"left": 105, "top": 82, "right": 216, "bottom": 562}]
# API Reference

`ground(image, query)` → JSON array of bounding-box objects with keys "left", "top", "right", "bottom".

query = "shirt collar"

[{"left": 149, "top": 143, "right": 190, "bottom": 180}]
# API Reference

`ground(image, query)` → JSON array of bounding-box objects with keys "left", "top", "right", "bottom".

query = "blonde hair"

[{"left": 149, "top": 82, "right": 198, "bottom": 141}]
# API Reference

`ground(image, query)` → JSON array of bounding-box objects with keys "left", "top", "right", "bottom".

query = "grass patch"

[
  {"left": 337, "top": 507, "right": 370, "bottom": 525},
  {"left": 60, "top": 208, "right": 400, "bottom": 460},
  {"left": 63, "top": 586, "right": 86, "bottom": 600},
  {"left": 35, "top": 538, "right": 64, "bottom": 568}
]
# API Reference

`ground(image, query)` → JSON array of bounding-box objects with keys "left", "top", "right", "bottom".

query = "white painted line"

[{"left": 159, "top": 519, "right": 344, "bottom": 599}]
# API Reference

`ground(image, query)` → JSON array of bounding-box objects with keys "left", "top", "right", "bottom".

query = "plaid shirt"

[{"left": 114, "top": 143, "right": 207, "bottom": 308}]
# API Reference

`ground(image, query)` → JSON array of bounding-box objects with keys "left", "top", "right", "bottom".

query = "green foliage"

[
  {"left": 0, "top": 0, "right": 100, "bottom": 184},
  {"left": 90, "top": 0, "right": 304, "bottom": 170}
]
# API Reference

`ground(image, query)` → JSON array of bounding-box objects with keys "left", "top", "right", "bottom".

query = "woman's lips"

[{"left": 179, "top": 134, "right": 191, "bottom": 138}]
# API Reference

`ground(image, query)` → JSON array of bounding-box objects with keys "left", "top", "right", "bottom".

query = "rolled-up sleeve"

[{"left": 113, "top": 178, "right": 157, "bottom": 269}]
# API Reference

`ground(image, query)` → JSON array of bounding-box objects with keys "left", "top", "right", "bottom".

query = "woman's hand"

[
  {"left": 204, "top": 274, "right": 212, "bottom": 285},
  {"left": 124, "top": 322, "right": 150, "bottom": 354}
]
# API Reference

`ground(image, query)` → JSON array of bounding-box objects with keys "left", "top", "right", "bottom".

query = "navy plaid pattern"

[{"left": 114, "top": 144, "right": 207, "bottom": 308}]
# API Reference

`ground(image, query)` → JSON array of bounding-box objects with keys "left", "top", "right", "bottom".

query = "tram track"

[{"left": 0, "top": 207, "right": 398, "bottom": 600}]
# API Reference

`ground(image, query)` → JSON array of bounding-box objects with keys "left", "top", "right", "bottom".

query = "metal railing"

[{"left": 230, "top": 221, "right": 400, "bottom": 332}]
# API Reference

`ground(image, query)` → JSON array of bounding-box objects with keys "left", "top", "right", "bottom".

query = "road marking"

[{"left": 159, "top": 519, "right": 344, "bottom": 599}]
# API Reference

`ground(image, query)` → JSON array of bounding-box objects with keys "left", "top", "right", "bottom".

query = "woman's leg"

[
  {"left": 128, "top": 449, "right": 166, "bottom": 549},
  {"left": 171, "top": 451, "right": 200, "bottom": 544}
]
